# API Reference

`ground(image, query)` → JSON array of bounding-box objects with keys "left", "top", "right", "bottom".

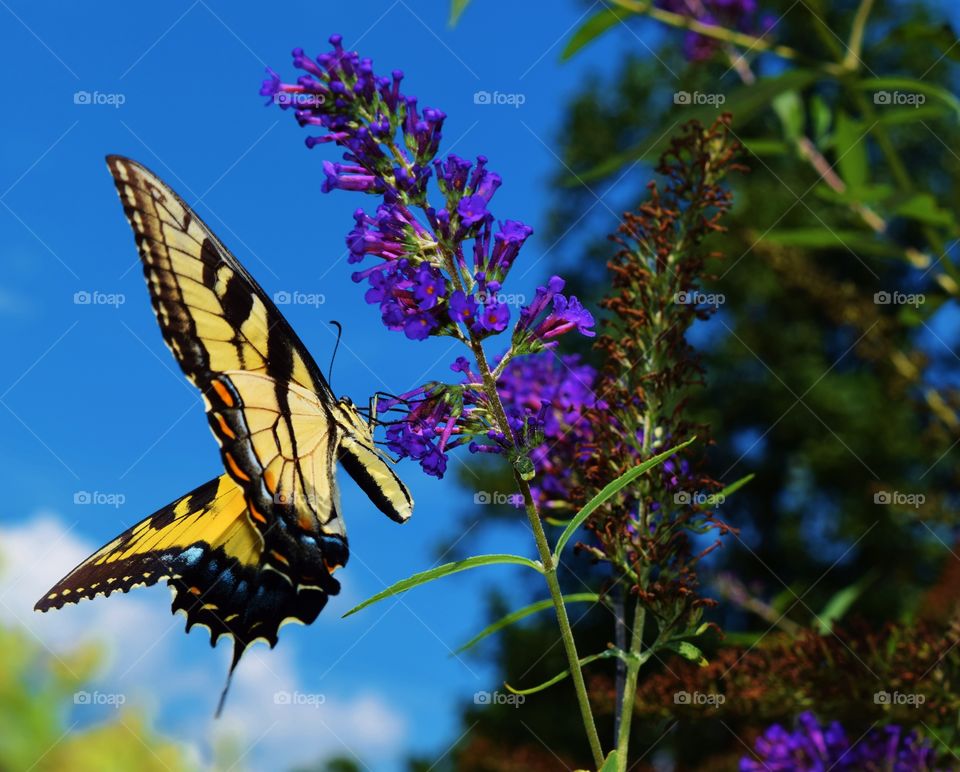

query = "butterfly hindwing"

[{"left": 35, "top": 475, "right": 335, "bottom": 674}]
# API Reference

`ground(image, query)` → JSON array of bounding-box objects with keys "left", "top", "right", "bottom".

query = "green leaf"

[
  {"left": 738, "top": 138, "right": 790, "bottom": 156},
  {"left": 449, "top": 0, "right": 471, "bottom": 25},
  {"left": 816, "top": 572, "right": 876, "bottom": 634},
  {"left": 562, "top": 6, "right": 633, "bottom": 60},
  {"left": 665, "top": 640, "right": 709, "bottom": 666},
  {"left": 553, "top": 437, "right": 696, "bottom": 558},
  {"left": 762, "top": 227, "right": 904, "bottom": 257},
  {"left": 343, "top": 554, "right": 542, "bottom": 617},
  {"left": 874, "top": 104, "right": 952, "bottom": 126},
  {"left": 772, "top": 91, "right": 804, "bottom": 142},
  {"left": 599, "top": 750, "right": 620, "bottom": 771},
  {"left": 714, "top": 473, "right": 755, "bottom": 502},
  {"left": 810, "top": 94, "right": 832, "bottom": 143},
  {"left": 455, "top": 593, "right": 601, "bottom": 654},
  {"left": 577, "top": 69, "right": 821, "bottom": 183},
  {"left": 892, "top": 192, "right": 958, "bottom": 229},
  {"left": 834, "top": 110, "right": 868, "bottom": 192},
  {"left": 855, "top": 77, "right": 960, "bottom": 121},
  {"left": 505, "top": 651, "right": 613, "bottom": 696}
]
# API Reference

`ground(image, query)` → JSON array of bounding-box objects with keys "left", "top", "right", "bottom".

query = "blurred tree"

[{"left": 0, "top": 624, "right": 193, "bottom": 772}]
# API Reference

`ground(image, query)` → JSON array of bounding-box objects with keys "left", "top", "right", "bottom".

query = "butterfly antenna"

[
  {"left": 215, "top": 641, "right": 246, "bottom": 718},
  {"left": 328, "top": 320, "right": 343, "bottom": 387}
]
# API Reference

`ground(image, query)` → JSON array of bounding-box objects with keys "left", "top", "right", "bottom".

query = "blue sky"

[{"left": 0, "top": 1, "right": 642, "bottom": 768}]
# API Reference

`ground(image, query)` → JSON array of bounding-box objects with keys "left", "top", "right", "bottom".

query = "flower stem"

[
  {"left": 470, "top": 338, "right": 605, "bottom": 768},
  {"left": 615, "top": 597, "right": 646, "bottom": 772}
]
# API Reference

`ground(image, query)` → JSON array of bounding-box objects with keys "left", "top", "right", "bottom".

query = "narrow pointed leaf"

[
  {"left": 553, "top": 437, "right": 696, "bottom": 558},
  {"left": 343, "top": 554, "right": 542, "bottom": 617},
  {"left": 449, "top": 0, "right": 471, "bottom": 25},
  {"left": 504, "top": 651, "right": 613, "bottom": 696},
  {"left": 562, "top": 6, "right": 633, "bottom": 60},
  {"left": 455, "top": 593, "right": 601, "bottom": 654},
  {"left": 816, "top": 572, "right": 876, "bottom": 634},
  {"left": 714, "top": 473, "right": 755, "bottom": 502}
]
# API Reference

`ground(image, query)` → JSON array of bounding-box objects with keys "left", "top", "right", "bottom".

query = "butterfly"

[{"left": 35, "top": 156, "right": 413, "bottom": 714}]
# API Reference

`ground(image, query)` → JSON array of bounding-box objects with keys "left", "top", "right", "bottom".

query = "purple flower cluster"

[
  {"left": 656, "top": 0, "right": 775, "bottom": 61},
  {"left": 741, "top": 712, "right": 937, "bottom": 771},
  {"left": 263, "top": 36, "right": 591, "bottom": 346},
  {"left": 264, "top": 37, "right": 597, "bottom": 481},
  {"left": 489, "top": 353, "right": 605, "bottom": 509}
]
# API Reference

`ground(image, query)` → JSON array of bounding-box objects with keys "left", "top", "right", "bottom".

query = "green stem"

[
  {"left": 471, "top": 339, "right": 604, "bottom": 768},
  {"left": 614, "top": 0, "right": 846, "bottom": 75},
  {"left": 615, "top": 597, "right": 647, "bottom": 771},
  {"left": 843, "top": 0, "right": 874, "bottom": 71}
]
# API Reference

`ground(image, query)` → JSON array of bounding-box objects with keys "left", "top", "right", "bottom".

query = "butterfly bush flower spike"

[{"left": 264, "top": 36, "right": 595, "bottom": 478}]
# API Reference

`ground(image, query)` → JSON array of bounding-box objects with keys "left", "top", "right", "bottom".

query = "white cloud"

[{"left": 0, "top": 514, "right": 409, "bottom": 770}]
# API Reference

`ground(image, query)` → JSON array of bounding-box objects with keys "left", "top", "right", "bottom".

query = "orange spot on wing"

[
  {"left": 211, "top": 379, "right": 234, "bottom": 407},
  {"left": 188, "top": 586, "right": 202, "bottom": 596},
  {"left": 270, "top": 550, "right": 290, "bottom": 566},
  {"left": 324, "top": 560, "right": 341, "bottom": 574},
  {"left": 248, "top": 503, "right": 268, "bottom": 524},
  {"left": 225, "top": 452, "right": 250, "bottom": 482},
  {"left": 214, "top": 413, "right": 236, "bottom": 440}
]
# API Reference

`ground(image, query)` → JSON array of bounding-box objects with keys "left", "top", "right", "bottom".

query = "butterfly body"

[{"left": 35, "top": 156, "right": 412, "bottom": 712}]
